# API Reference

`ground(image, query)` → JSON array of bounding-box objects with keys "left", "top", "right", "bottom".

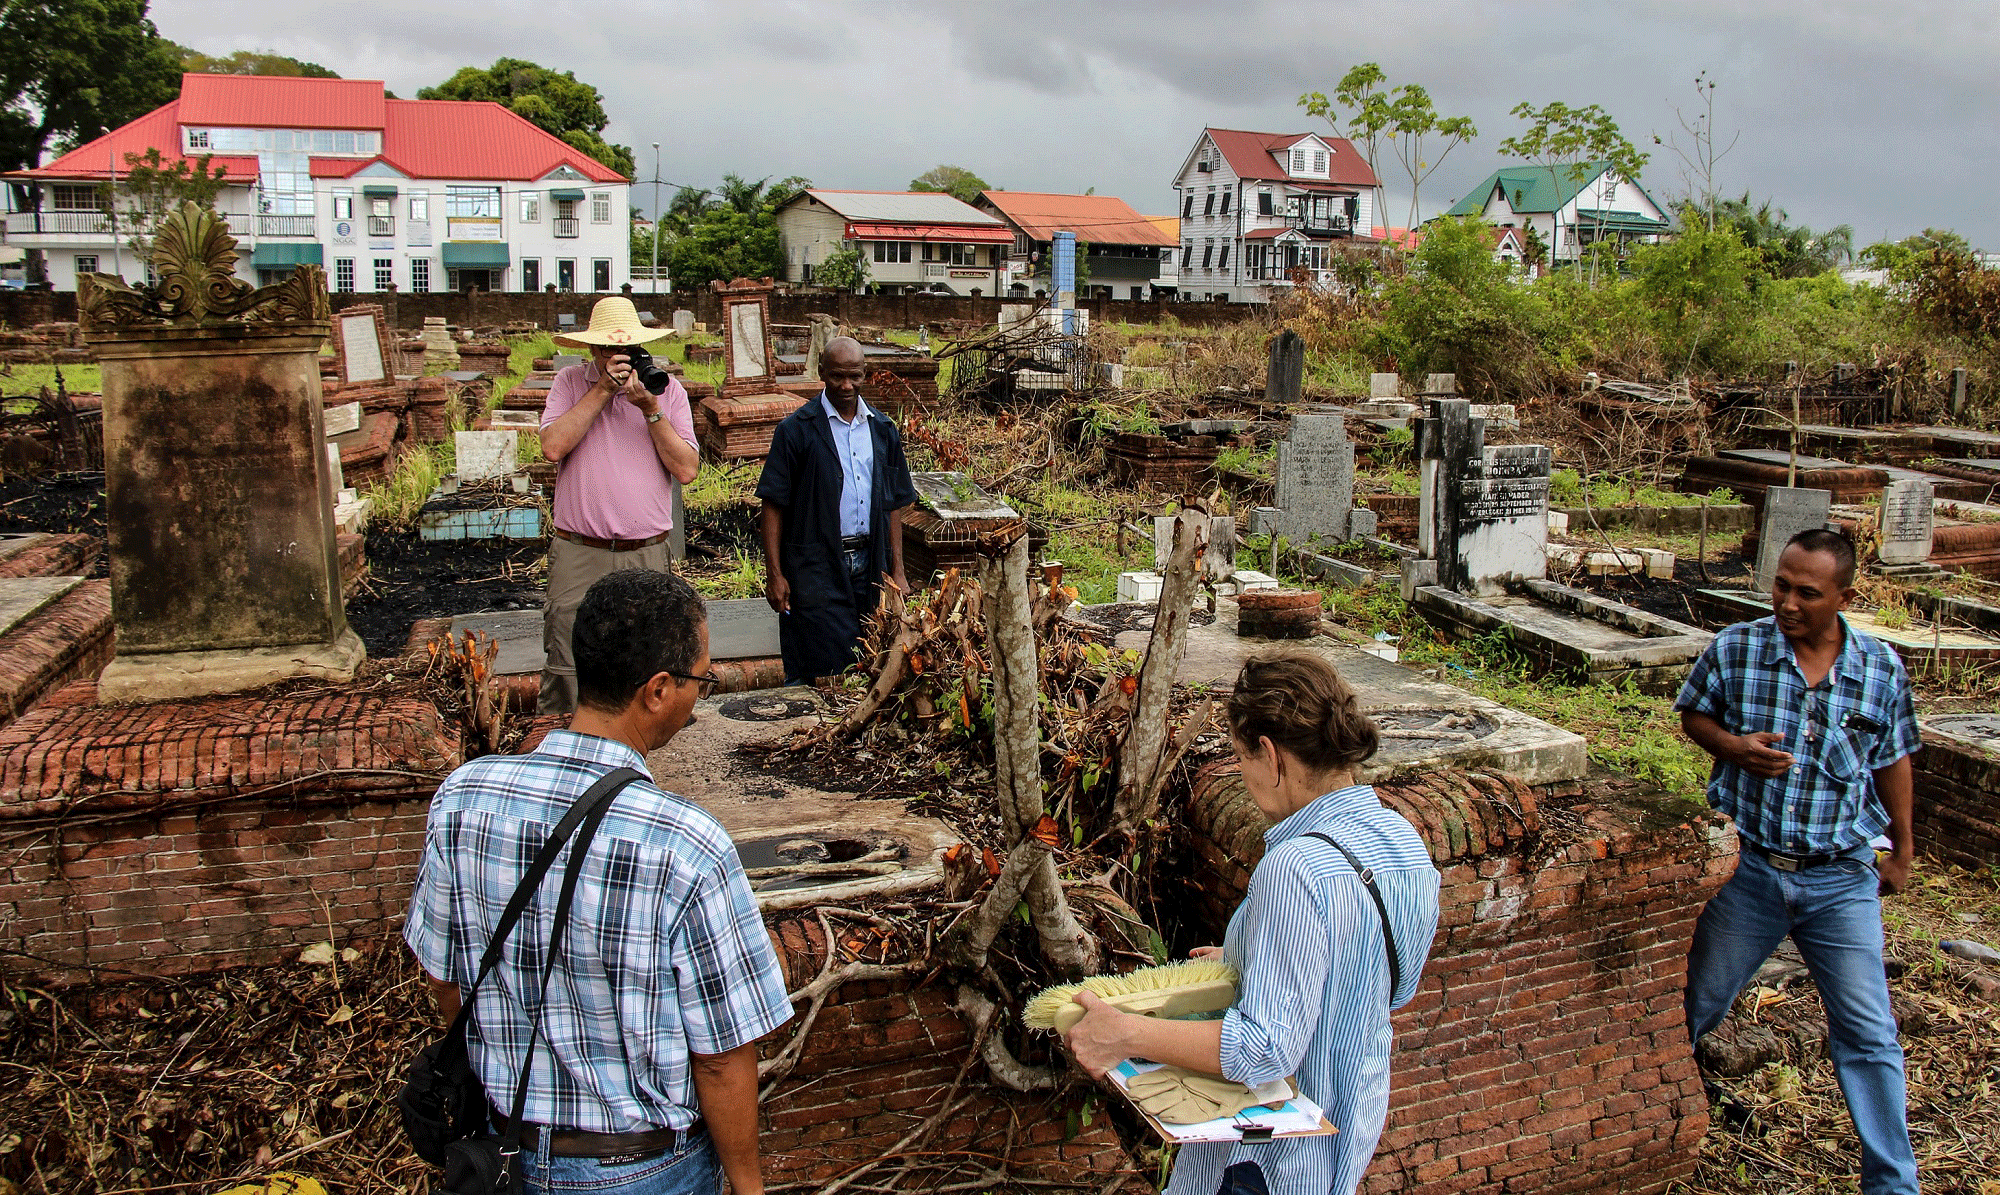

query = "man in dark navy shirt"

[{"left": 755, "top": 337, "right": 918, "bottom": 684}]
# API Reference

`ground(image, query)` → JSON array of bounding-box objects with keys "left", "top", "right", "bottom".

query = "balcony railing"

[
  {"left": 553, "top": 218, "right": 580, "bottom": 239},
  {"left": 365, "top": 215, "right": 394, "bottom": 237},
  {"left": 1284, "top": 211, "right": 1355, "bottom": 237},
  {"left": 262, "top": 214, "right": 317, "bottom": 237},
  {"left": 6, "top": 210, "right": 112, "bottom": 235}
]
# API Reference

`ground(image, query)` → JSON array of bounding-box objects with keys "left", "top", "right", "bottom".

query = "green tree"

[
  {"left": 1859, "top": 228, "right": 1976, "bottom": 284},
  {"left": 417, "top": 58, "right": 633, "bottom": 176},
  {"left": 664, "top": 206, "right": 783, "bottom": 289},
  {"left": 178, "top": 46, "right": 338, "bottom": 77},
  {"left": 817, "top": 245, "right": 868, "bottom": 292},
  {"left": 1630, "top": 224, "right": 1762, "bottom": 372},
  {"left": 1705, "top": 193, "right": 1852, "bottom": 279},
  {"left": 1374, "top": 215, "right": 1545, "bottom": 395},
  {"left": 909, "top": 164, "right": 990, "bottom": 204},
  {"left": 0, "top": 0, "right": 182, "bottom": 172},
  {"left": 1300, "top": 66, "right": 1476, "bottom": 231},
  {"left": 110, "top": 146, "right": 229, "bottom": 260},
  {"left": 1499, "top": 101, "right": 1650, "bottom": 280}
]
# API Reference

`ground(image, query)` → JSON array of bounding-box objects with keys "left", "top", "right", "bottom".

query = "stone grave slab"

[
  {"left": 1456, "top": 444, "right": 1551, "bottom": 596},
  {"left": 1754, "top": 487, "right": 1832, "bottom": 591},
  {"left": 323, "top": 401, "right": 362, "bottom": 437},
  {"left": 449, "top": 610, "right": 545, "bottom": 677},
  {"left": 673, "top": 310, "right": 696, "bottom": 336},
  {"left": 1878, "top": 479, "right": 1935, "bottom": 567},
  {"left": 442, "top": 370, "right": 488, "bottom": 385},
  {"left": 647, "top": 688, "right": 956, "bottom": 910},
  {"left": 333, "top": 305, "right": 390, "bottom": 384},
  {"left": 325, "top": 442, "right": 345, "bottom": 495},
  {"left": 1690, "top": 588, "right": 2000, "bottom": 675},
  {"left": 455, "top": 430, "right": 518, "bottom": 481},
  {"left": 1408, "top": 579, "right": 1712, "bottom": 693},
  {"left": 1913, "top": 426, "right": 2000, "bottom": 458},
  {"left": 1106, "top": 600, "right": 1586, "bottom": 785},
  {"left": 716, "top": 278, "right": 778, "bottom": 398},
  {"left": 0, "top": 534, "right": 46, "bottom": 563},
  {"left": 1370, "top": 372, "right": 1401, "bottom": 399},
  {"left": 1423, "top": 373, "right": 1457, "bottom": 395},
  {"left": 0, "top": 576, "right": 83, "bottom": 638},
  {"left": 905, "top": 472, "right": 1035, "bottom": 585},
  {"left": 707, "top": 597, "right": 781, "bottom": 660},
  {"left": 1267, "top": 329, "right": 1303, "bottom": 405},
  {"left": 1272, "top": 414, "right": 1367, "bottom": 547}
]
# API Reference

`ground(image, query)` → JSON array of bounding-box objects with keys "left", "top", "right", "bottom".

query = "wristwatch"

[{"left": 645, "top": 410, "right": 664, "bottom": 424}]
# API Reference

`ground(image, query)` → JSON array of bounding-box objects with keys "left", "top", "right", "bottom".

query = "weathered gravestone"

[
  {"left": 1753, "top": 487, "right": 1833, "bottom": 591},
  {"left": 454, "top": 430, "right": 518, "bottom": 481},
  {"left": 333, "top": 304, "right": 391, "bottom": 384},
  {"left": 1878, "top": 479, "right": 1935, "bottom": 567},
  {"left": 1411, "top": 399, "right": 1551, "bottom": 596},
  {"left": 1424, "top": 372, "right": 1457, "bottom": 396},
  {"left": 1271, "top": 414, "right": 1374, "bottom": 547},
  {"left": 1266, "top": 330, "right": 1304, "bottom": 406},
  {"left": 1370, "top": 372, "right": 1401, "bottom": 399},
  {"left": 673, "top": 310, "right": 696, "bottom": 337},
  {"left": 80, "top": 203, "right": 363, "bottom": 700},
  {"left": 323, "top": 401, "right": 362, "bottom": 437},
  {"left": 714, "top": 277, "right": 778, "bottom": 397}
]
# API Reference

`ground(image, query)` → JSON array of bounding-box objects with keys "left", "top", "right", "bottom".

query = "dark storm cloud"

[{"left": 150, "top": 0, "right": 2000, "bottom": 246}]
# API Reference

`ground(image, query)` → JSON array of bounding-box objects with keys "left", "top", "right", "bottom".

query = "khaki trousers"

[{"left": 540, "top": 534, "right": 674, "bottom": 715}]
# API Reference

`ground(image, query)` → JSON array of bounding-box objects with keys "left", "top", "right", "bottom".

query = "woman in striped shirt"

[{"left": 1066, "top": 650, "right": 1441, "bottom": 1195}]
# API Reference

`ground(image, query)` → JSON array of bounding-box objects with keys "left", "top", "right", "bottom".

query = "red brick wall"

[
  {"left": 1913, "top": 728, "right": 2000, "bottom": 870},
  {"left": 0, "top": 681, "right": 460, "bottom": 985},
  {"left": 0, "top": 578, "right": 112, "bottom": 729},
  {"left": 1182, "top": 766, "right": 1736, "bottom": 1195},
  {"left": 0, "top": 532, "right": 101, "bottom": 579}
]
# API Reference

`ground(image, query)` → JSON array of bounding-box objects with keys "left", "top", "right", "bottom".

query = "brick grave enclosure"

[
  {"left": 1182, "top": 764, "right": 1736, "bottom": 1195},
  {"left": 1911, "top": 720, "right": 2000, "bottom": 870}
]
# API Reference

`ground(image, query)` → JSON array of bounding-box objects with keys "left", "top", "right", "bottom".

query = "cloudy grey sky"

[{"left": 153, "top": 0, "right": 2000, "bottom": 248}]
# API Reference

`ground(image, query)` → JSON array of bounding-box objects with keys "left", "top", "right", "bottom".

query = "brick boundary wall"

[
  {"left": 1181, "top": 765, "right": 1735, "bottom": 1195},
  {"left": 1912, "top": 725, "right": 2000, "bottom": 870},
  {"left": 0, "top": 532, "right": 101, "bottom": 578},
  {"left": 0, "top": 578, "right": 112, "bottom": 731},
  {"left": 0, "top": 680, "right": 461, "bottom": 985}
]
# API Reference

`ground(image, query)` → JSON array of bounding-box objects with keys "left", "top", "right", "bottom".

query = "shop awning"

[
  {"left": 361, "top": 184, "right": 399, "bottom": 197},
  {"left": 845, "top": 222, "right": 1013, "bottom": 245},
  {"left": 549, "top": 188, "right": 586, "bottom": 201},
  {"left": 252, "top": 243, "right": 325, "bottom": 267},
  {"left": 441, "top": 242, "right": 511, "bottom": 268}
]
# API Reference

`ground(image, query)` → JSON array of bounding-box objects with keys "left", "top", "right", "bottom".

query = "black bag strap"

[
  {"left": 439, "top": 766, "right": 644, "bottom": 1048},
  {"left": 1300, "top": 832, "right": 1402, "bottom": 999},
  {"left": 501, "top": 766, "right": 629, "bottom": 1151}
]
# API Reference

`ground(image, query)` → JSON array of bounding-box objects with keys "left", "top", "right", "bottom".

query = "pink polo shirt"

[{"left": 541, "top": 362, "right": 697, "bottom": 541}]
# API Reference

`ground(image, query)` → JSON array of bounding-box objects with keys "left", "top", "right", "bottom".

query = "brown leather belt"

[
  {"left": 554, "top": 527, "right": 672, "bottom": 553},
  {"left": 490, "top": 1108, "right": 701, "bottom": 1158}
]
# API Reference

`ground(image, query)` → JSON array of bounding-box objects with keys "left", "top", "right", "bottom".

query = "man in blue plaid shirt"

[
  {"left": 407, "top": 570, "right": 793, "bottom": 1194},
  {"left": 1675, "top": 528, "right": 1920, "bottom": 1195}
]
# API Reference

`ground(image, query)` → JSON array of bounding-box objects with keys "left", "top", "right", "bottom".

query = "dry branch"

[{"left": 1110, "top": 502, "right": 1209, "bottom": 836}]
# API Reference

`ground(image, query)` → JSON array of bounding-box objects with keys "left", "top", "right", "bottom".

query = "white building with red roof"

[
  {"left": 973, "top": 191, "right": 1177, "bottom": 300},
  {"left": 774, "top": 189, "right": 1011, "bottom": 296},
  {"left": 1171, "top": 127, "right": 1386, "bottom": 302},
  {"left": 4, "top": 74, "right": 631, "bottom": 295}
]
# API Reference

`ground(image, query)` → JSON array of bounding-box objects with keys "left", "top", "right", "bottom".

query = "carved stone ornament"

[{"left": 77, "top": 201, "right": 331, "bottom": 331}]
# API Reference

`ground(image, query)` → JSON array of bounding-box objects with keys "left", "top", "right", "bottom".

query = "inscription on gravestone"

[
  {"left": 338, "top": 310, "right": 386, "bottom": 383},
  {"left": 455, "top": 430, "right": 518, "bottom": 482},
  {"left": 1273, "top": 414, "right": 1357, "bottom": 546},
  {"left": 1455, "top": 444, "right": 1551, "bottom": 595},
  {"left": 1754, "top": 487, "right": 1833, "bottom": 591},
  {"left": 1878, "top": 479, "right": 1934, "bottom": 566}
]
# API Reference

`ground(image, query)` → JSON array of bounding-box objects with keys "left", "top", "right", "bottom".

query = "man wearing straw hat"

[{"left": 539, "top": 297, "right": 700, "bottom": 714}]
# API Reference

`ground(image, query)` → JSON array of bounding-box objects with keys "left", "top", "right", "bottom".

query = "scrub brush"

[{"left": 1023, "top": 958, "right": 1238, "bottom": 1033}]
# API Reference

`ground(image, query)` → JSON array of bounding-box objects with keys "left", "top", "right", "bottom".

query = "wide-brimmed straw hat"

[{"left": 554, "top": 297, "right": 671, "bottom": 348}]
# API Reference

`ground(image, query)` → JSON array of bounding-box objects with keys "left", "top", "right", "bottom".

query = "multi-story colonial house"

[
  {"left": 774, "top": 190, "right": 1010, "bottom": 296},
  {"left": 1169, "top": 127, "right": 1386, "bottom": 302},
  {"left": 1445, "top": 162, "right": 1669, "bottom": 266},
  {"left": 973, "top": 191, "right": 1177, "bottom": 301},
  {"left": 3, "top": 74, "right": 631, "bottom": 294}
]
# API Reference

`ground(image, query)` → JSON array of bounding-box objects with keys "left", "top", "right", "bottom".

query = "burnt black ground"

[{"left": 346, "top": 530, "right": 546, "bottom": 656}]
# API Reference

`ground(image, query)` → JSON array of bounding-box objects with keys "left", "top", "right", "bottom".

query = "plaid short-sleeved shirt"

[
  {"left": 404, "top": 731, "right": 792, "bottom": 1133},
  {"left": 1674, "top": 615, "right": 1920, "bottom": 855}
]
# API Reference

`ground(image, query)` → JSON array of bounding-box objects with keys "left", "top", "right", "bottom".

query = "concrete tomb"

[
  {"left": 419, "top": 315, "right": 459, "bottom": 368},
  {"left": 902, "top": 472, "right": 1035, "bottom": 586},
  {"left": 1912, "top": 714, "right": 2000, "bottom": 871},
  {"left": 79, "top": 203, "right": 364, "bottom": 700},
  {"left": 1752, "top": 486, "right": 1832, "bottom": 591}
]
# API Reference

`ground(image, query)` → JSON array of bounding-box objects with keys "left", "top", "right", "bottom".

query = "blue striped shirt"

[
  {"left": 404, "top": 731, "right": 793, "bottom": 1133},
  {"left": 1674, "top": 615, "right": 1920, "bottom": 854},
  {"left": 1167, "top": 784, "right": 1441, "bottom": 1195},
  {"left": 821, "top": 394, "right": 875, "bottom": 539}
]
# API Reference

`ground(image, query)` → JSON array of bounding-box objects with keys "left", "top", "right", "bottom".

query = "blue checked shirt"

[
  {"left": 821, "top": 394, "right": 875, "bottom": 539},
  {"left": 1674, "top": 615, "right": 1921, "bottom": 855},
  {"left": 404, "top": 731, "right": 792, "bottom": 1133},
  {"left": 1166, "top": 785, "right": 1441, "bottom": 1195}
]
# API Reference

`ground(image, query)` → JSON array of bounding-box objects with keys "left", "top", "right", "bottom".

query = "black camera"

[{"left": 619, "top": 344, "right": 672, "bottom": 396}]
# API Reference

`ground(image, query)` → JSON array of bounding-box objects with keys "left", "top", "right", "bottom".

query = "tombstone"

[
  {"left": 713, "top": 277, "right": 779, "bottom": 398},
  {"left": 1878, "top": 479, "right": 1935, "bottom": 567},
  {"left": 1753, "top": 487, "right": 1833, "bottom": 591},
  {"left": 804, "top": 313, "right": 840, "bottom": 382},
  {"left": 672, "top": 309, "right": 696, "bottom": 337},
  {"left": 1266, "top": 329, "right": 1304, "bottom": 405},
  {"left": 454, "top": 430, "right": 518, "bottom": 481},
  {"left": 78, "top": 202, "right": 362, "bottom": 701},
  {"left": 1272, "top": 414, "right": 1360, "bottom": 547},
  {"left": 1424, "top": 372, "right": 1458, "bottom": 396},
  {"left": 1409, "top": 399, "right": 1552, "bottom": 596},
  {"left": 325, "top": 441, "right": 345, "bottom": 495},
  {"left": 1952, "top": 367, "right": 1969, "bottom": 419},
  {"left": 420, "top": 316, "right": 459, "bottom": 368},
  {"left": 1370, "top": 372, "right": 1401, "bottom": 400},
  {"left": 323, "top": 401, "right": 362, "bottom": 437},
  {"left": 333, "top": 304, "right": 391, "bottom": 384}
]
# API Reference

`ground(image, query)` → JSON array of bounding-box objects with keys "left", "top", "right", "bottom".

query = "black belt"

[
  {"left": 490, "top": 1109, "right": 702, "bottom": 1158},
  {"left": 840, "top": 534, "right": 870, "bottom": 550},
  {"left": 1744, "top": 841, "right": 1846, "bottom": 872},
  {"left": 554, "top": 527, "right": 672, "bottom": 553}
]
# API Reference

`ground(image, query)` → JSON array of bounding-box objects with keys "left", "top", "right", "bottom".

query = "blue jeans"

[
  {"left": 522, "top": 1132, "right": 718, "bottom": 1194},
  {"left": 1685, "top": 846, "right": 1916, "bottom": 1195}
]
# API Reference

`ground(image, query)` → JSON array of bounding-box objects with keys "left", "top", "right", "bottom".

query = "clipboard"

[{"left": 1108, "top": 1059, "right": 1339, "bottom": 1144}]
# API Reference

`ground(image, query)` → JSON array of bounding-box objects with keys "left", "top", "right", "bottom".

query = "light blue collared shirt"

[
  {"left": 1167, "top": 784, "right": 1441, "bottom": 1195},
  {"left": 821, "top": 393, "right": 874, "bottom": 539}
]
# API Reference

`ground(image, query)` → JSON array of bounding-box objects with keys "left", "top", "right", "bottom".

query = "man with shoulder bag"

[{"left": 402, "top": 569, "right": 792, "bottom": 1194}]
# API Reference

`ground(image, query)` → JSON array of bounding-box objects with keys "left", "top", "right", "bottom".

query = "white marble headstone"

[
  {"left": 1754, "top": 487, "right": 1834, "bottom": 591},
  {"left": 338, "top": 310, "right": 386, "bottom": 383},
  {"left": 1878, "top": 480, "right": 1935, "bottom": 566},
  {"left": 455, "top": 430, "right": 519, "bottom": 482},
  {"left": 324, "top": 402, "right": 362, "bottom": 438}
]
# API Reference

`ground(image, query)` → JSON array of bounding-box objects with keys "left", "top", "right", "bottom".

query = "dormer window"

[
  {"left": 1289, "top": 144, "right": 1329, "bottom": 179},
  {"left": 1289, "top": 149, "right": 1306, "bottom": 175},
  {"left": 1312, "top": 150, "right": 1327, "bottom": 174}
]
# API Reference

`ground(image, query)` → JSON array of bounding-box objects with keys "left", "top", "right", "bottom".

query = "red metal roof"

[
  {"left": 1201, "top": 128, "right": 1380, "bottom": 188},
  {"left": 977, "top": 191, "right": 1176, "bottom": 246},
  {"left": 179, "top": 74, "right": 387, "bottom": 129},
  {"left": 845, "top": 222, "right": 1013, "bottom": 244},
  {"left": 8, "top": 78, "right": 627, "bottom": 184}
]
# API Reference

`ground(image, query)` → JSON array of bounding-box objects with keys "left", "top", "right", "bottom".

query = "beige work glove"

[{"left": 1125, "top": 1066, "right": 1268, "bottom": 1124}]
